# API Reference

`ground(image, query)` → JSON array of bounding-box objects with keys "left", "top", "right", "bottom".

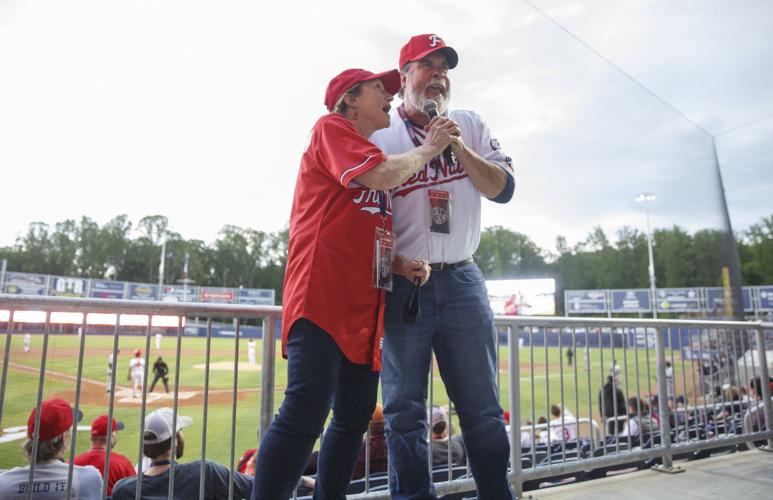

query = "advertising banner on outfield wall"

[
  {"left": 91, "top": 280, "right": 126, "bottom": 299},
  {"left": 705, "top": 287, "right": 753, "bottom": 313},
  {"left": 200, "top": 287, "right": 235, "bottom": 303},
  {"left": 162, "top": 285, "right": 199, "bottom": 302},
  {"left": 758, "top": 286, "right": 773, "bottom": 312},
  {"left": 238, "top": 288, "right": 275, "bottom": 305},
  {"left": 3, "top": 272, "right": 48, "bottom": 295},
  {"left": 655, "top": 288, "right": 701, "bottom": 313},
  {"left": 565, "top": 290, "right": 607, "bottom": 314},
  {"left": 128, "top": 283, "right": 159, "bottom": 301},
  {"left": 610, "top": 289, "right": 651, "bottom": 313},
  {"left": 50, "top": 277, "right": 87, "bottom": 297}
]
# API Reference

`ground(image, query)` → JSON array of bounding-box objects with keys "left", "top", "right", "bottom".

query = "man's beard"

[{"left": 405, "top": 87, "right": 450, "bottom": 115}]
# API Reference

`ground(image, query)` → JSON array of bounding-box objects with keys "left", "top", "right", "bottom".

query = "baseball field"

[{"left": 0, "top": 330, "right": 695, "bottom": 471}]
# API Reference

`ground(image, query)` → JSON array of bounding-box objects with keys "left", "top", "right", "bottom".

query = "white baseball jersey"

[
  {"left": 370, "top": 107, "right": 513, "bottom": 263},
  {"left": 129, "top": 358, "right": 145, "bottom": 377}
]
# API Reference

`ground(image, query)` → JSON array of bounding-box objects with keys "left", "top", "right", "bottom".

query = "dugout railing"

[{"left": 1, "top": 294, "right": 772, "bottom": 500}]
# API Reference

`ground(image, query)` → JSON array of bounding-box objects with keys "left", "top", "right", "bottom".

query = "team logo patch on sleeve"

[{"left": 490, "top": 138, "right": 501, "bottom": 150}]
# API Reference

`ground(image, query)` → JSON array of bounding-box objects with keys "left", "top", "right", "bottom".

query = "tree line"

[{"left": 2, "top": 213, "right": 772, "bottom": 306}]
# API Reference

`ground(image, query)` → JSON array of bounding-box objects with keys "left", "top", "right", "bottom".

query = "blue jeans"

[
  {"left": 252, "top": 318, "right": 379, "bottom": 500},
  {"left": 381, "top": 263, "right": 513, "bottom": 500}
]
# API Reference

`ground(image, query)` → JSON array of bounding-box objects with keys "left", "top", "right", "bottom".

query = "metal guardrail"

[{"left": 1, "top": 295, "right": 772, "bottom": 499}]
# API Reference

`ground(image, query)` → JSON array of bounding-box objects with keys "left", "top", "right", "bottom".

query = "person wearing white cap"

[
  {"left": 0, "top": 398, "right": 103, "bottom": 499},
  {"left": 111, "top": 408, "right": 253, "bottom": 499}
]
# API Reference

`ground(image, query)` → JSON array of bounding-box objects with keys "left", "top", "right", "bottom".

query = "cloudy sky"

[{"left": 1, "top": 0, "right": 771, "bottom": 253}]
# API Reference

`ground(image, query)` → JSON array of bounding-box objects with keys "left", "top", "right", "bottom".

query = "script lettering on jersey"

[
  {"left": 351, "top": 188, "right": 392, "bottom": 215},
  {"left": 393, "top": 157, "right": 467, "bottom": 198}
]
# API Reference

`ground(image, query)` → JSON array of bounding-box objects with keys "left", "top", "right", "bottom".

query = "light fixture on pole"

[{"left": 635, "top": 193, "right": 657, "bottom": 319}]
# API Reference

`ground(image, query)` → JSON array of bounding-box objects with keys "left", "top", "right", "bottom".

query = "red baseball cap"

[
  {"left": 90, "top": 415, "right": 125, "bottom": 437},
  {"left": 324, "top": 68, "right": 400, "bottom": 112},
  {"left": 399, "top": 34, "right": 459, "bottom": 70},
  {"left": 26, "top": 399, "right": 83, "bottom": 441}
]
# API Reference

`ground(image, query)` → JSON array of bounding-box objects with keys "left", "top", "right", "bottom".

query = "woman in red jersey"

[{"left": 252, "top": 68, "right": 458, "bottom": 499}]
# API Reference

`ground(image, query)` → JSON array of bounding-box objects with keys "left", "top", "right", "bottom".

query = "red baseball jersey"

[
  {"left": 74, "top": 448, "right": 136, "bottom": 495},
  {"left": 282, "top": 113, "right": 390, "bottom": 370}
]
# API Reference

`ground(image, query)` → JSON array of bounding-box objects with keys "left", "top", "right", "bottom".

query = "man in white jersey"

[
  {"left": 0, "top": 398, "right": 103, "bottom": 499},
  {"left": 128, "top": 349, "right": 145, "bottom": 398},
  {"left": 23, "top": 333, "right": 31, "bottom": 353},
  {"left": 370, "top": 33, "right": 515, "bottom": 499}
]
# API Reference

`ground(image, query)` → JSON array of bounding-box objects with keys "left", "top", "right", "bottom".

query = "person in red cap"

[
  {"left": 252, "top": 67, "right": 458, "bottom": 499},
  {"left": 0, "top": 399, "right": 103, "bottom": 499},
  {"left": 74, "top": 415, "right": 136, "bottom": 495},
  {"left": 370, "top": 33, "right": 515, "bottom": 499},
  {"left": 127, "top": 348, "right": 145, "bottom": 398}
]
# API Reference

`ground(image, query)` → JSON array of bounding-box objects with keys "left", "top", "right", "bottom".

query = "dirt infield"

[{"left": 7, "top": 361, "right": 261, "bottom": 408}]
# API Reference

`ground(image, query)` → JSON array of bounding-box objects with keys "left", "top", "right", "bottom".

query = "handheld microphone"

[{"left": 422, "top": 99, "right": 456, "bottom": 166}]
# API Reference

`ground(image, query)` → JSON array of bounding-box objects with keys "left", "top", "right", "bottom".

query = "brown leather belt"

[{"left": 429, "top": 257, "right": 474, "bottom": 271}]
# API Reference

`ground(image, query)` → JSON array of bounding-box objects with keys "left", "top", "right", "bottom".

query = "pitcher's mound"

[{"left": 193, "top": 361, "right": 261, "bottom": 372}]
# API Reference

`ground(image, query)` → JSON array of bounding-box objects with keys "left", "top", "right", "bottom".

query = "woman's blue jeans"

[{"left": 251, "top": 318, "right": 379, "bottom": 499}]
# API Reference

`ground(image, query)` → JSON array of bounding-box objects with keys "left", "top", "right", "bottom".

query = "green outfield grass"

[{"left": 0, "top": 331, "right": 696, "bottom": 470}]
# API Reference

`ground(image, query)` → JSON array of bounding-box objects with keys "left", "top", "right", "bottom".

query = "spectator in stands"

[
  {"left": 520, "top": 419, "right": 534, "bottom": 449},
  {"left": 352, "top": 403, "right": 389, "bottom": 478},
  {"left": 748, "top": 375, "right": 773, "bottom": 401},
  {"left": 430, "top": 406, "right": 466, "bottom": 466},
  {"left": 0, "top": 399, "right": 103, "bottom": 499},
  {"left": 599, "top": 374, "right": 626, "bottom": 434},
  {"left": 665, "top": 360, "right": 675, "bottom": 399},
  {"left": 74, "top": 415, "right": 135, "bottom": 495},
  {"left": 619, "top": 397, "right": 653, "bottom": 439},
  {"left": 253, "top": 66, "right": 437, "bottom": 500},
  {"left": 536, "top": 416, "right": 549, "bottom": 443},
  {"left": 149, "top": 356, "right": 170, "bottom": 393},
  {"left": 548, "top": 404, "right": 576, "bottom": 443},
  {"left": 110, "top": 407, "right": 253, "bottom": 499}
]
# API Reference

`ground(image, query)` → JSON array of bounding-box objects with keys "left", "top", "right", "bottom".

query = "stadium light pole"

[
  {"left": 636, "top": 193, "right": 658, "bottom": 319},
  {"left": 158, "top": 236, "right": 167, "bottom": 292}
]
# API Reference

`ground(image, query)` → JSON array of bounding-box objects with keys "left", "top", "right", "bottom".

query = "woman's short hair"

[{"left": 333, "top": 82, "right": 363, "bottom": 115}]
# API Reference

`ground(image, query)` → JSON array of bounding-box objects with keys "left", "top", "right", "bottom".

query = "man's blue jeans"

[
  {"left": 252, "top": 318, "right": 379, "bottom": 499},
  {"left": 381, "top": 263, "right": 513, "bottom": 499}
]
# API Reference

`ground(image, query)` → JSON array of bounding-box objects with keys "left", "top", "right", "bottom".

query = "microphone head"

[{"left": 422, "top": 99, "right": 439, "bottom": 117}]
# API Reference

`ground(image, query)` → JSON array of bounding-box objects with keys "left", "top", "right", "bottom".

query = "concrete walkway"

[{"left": 526, "top": 449, "right": 773, "bottom": 499}]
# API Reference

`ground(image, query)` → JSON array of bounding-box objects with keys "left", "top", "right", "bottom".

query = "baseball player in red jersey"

[
  {"left": 251, "top": 67, "right": 458, "bottom": 499},
  {"left": 371, "top": 34, "right": 516, "bottom": 499}
]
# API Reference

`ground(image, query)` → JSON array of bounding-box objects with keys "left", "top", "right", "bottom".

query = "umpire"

[{"left": 149, "top": 356, "right": 170, "bottom": 393}]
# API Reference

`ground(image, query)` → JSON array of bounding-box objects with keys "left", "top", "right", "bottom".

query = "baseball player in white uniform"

[
  {"left": 155, "top": 332, "right": 163, "bottom": 350},
  {"left": 107, "top": 351, "right": 118, "bottom": 393},
  {"left": 22, "top": 333, "right": 31, "bottom": 353},
  {"left": 370, "top": 33, "right": 515, "bottom": 499},
  {"left": 128, "top": 349, "right": 145, "bottom": 398},
  {"left": 247, "top": 339, "right": 257, "bottom": 366}
]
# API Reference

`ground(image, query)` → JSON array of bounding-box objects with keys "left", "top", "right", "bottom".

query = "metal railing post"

[
  {"left": 259, "top": 315, "right": 277, "bottom": 441},
  {"left": 652, "top": 324, "right": 683, "bottom": 474},
  {"left": 755, "top": 325, "right": 773, "bottom": 450},
  {"left": 507, "top": 323, "right": 523, "bottom": 498}
]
